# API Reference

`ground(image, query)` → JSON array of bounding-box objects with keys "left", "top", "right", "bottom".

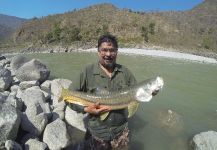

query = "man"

[{"left": 69, "top": 34, "right": 137, "bottom": 150}]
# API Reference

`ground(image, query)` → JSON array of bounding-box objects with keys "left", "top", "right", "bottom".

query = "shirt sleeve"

[{"left": 125, "top": 67, "right": 137, "bottom": 87}]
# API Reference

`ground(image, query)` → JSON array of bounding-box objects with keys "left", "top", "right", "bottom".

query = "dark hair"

[{"left": 97, "top": 34, "right": 118, "bottom": 50}]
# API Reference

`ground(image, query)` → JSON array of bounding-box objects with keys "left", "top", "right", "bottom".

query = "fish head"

[{"left": 135, "top": 76, "right": 164, "bottom": 102}]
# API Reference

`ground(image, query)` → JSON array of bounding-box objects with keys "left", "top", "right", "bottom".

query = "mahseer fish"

[{"left": 60, "top": 76, "right": 164, "bottom": 120}]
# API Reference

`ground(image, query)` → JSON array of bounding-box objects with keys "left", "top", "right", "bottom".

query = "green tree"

[
  {"left": 141, "top": 26, "right": 149, "bottom": 42},
  {"left": 149, "top": 22, "right": 155, "bottom": 35},
  {"left": 52, "top": 23, "right": 62, "bottom": 41}
]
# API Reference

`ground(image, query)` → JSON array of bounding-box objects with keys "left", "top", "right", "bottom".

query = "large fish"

[{"left": 60, "top": 76, "right": 164, "bottom": 120}]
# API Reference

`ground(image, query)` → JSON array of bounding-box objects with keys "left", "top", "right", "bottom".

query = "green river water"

[{"left": 24, "top": 52, "right": 217, "bottom": 150}]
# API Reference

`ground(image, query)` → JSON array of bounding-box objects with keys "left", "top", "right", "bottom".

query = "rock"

[
  {"left": 0, "top": 92, "right": 8, "bottom": 103},
  {"left": 51, "top": 79, "right": 72, "bottom": 106},
  {"left": 40, "top": 80, "right": 51, "bottom": 93},
  {"left": 15, "top": 59, "right": 50, "bottom": 83},
  {"left": 52, "top": 102, "right": 65, "bottom": 121},
  {"left": 20, "top": 104, "right": 48, "bottom": 136},
  {"left": 5, "top": 94, "right": 23, "bottom": 111},
  {"left": 10, "top": 85, "right": 19, "bottom": 94},
  {"left": 0, "top": 103, "right": 21, "bottom": 145},
  {"left": 5, "top": 140, "right": 22, "bottom": 150},
  {"left": 40, "top": 80, "right": 52, "bottom": 101},
  {"left": 65, "top": 106, "right": 87, "bottom": 132},
  {"left": 0, "top": 59, "right": 10, "bottom": 67},
  {"left": 25, "top": 139, "right": 47, "bottom": 150},
  {"left": 190, "top": 131, "right": 217, "bottom": 150},
  {"left": 43, "top": 118, "right": 70, "bottom": 150},
  {"left": 152, "top": 109, "right": 184, "bottom": 136},
  {"left": 19, "top": 80, "right": 39, "bottom": 90},
  {"left": 10, "top": 55, "right": 30, "bottom": 72},
  {"left": 0, "top": 66, "right": 13, "bottom": 91},
  {"left": 20, "top": 86, "right": 51, "bottom": 136},
  {"left": 20, "top": 133, "right": 38, "bottom": 145},
  {"left": 0, "top": 55, "right": 6, "bottom": 61},
  {"left": 21, "top": 86, "right": 51, "bottom": 116}
]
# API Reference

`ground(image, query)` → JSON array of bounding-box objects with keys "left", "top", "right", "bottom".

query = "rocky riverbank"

[
  {"left": 0, "top": 55, "right": 86, "bottom": 150},
  {"left": 0, "top": 54, "right": 217, "bottom": 150}
]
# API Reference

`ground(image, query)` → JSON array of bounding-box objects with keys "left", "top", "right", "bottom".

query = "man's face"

[{"left": 98, "top": 42, "right": 118, "bottom": 69}]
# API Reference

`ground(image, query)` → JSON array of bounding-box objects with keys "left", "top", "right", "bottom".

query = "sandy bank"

[{"left": 83, "top": 48, "right": 217, "bottom": 64}]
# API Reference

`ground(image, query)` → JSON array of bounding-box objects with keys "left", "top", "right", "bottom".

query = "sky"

[{"left": 0, "top": 0, "right": 204, "bottom": 19}]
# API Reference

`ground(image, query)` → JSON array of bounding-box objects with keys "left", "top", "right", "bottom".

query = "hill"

[
  {"left": 0, "top": 14, "right": 26, "bottom": 41},
  {"left": 1, "top": 1, "right": 217, "bottom": 56}
]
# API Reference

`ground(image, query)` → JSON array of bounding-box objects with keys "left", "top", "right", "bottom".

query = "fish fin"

[
  {"left": 100, "top": 112, "right": 110, "bottom": 121},
  {"left": 127, "top": 101, "right": 139, "bottom": 118}
]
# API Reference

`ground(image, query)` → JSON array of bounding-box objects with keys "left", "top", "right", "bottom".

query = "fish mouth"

[{"left": 156, "top": 76, "right": 164, "bottom": 89}]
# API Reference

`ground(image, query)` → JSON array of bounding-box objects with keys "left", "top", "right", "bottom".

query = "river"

[{"left": 24, "top": 52, "right": 217, "bottom": 150}]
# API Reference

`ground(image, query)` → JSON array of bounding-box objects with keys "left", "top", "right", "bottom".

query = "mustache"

[{"left": 103, "top": 56, "right": 113, "bottom": 60}]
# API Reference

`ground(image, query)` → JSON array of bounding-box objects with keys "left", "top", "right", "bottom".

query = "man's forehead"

[{"left": 100, "top": 42, "right": 114, "bottom": 47}]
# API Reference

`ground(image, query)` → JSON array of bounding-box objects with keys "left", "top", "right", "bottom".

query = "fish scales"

[{"left": 60, "top": 76, "right": 164, "bottom": 119}]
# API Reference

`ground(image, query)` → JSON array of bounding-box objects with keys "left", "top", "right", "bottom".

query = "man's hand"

[{"left": 84, "top": 102, "right": 111, "bottom": 115}]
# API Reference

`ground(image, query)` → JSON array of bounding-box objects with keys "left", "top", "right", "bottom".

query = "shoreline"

[
  {"left": 3, "top": 48, "right": 217, "bottom": 64},
  {"left": 83, "top": 48, "right": 217, "bottom": 64}
]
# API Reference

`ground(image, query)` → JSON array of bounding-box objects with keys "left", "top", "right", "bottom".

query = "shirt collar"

[{"left": 93, "top": 62, "right": 123, "bottom": 75}]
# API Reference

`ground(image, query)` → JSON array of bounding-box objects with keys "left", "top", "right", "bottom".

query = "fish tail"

[{"left": 59, "top": 87, "right": 69, "bottom": 102}]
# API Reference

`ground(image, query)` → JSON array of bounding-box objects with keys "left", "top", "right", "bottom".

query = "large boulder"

[
  {"left": 51, "top": 79, "right": 72, "bottom": 106},
  {"left": 190, "top": 131, "right": 217, "bottom": 150},
  {"left": 0, "top": 103, "right": 21, "bottom": 148},
  {"left": 65, "top": 106, "right": 87, "bottom": 132},
  {"left": 0, "top": 66, "right": 13, "bottom": 91},
  {"left": 43, "top": 118, "right": 70, "bottom": 150},
  {"left": 20, "top": 86, "right": 50, "bottom": 136},
  {"left": 21, "top": 105, "right": 48, "bottom": 136},
  {"left": 21, "top": 86, "right": 51, "bottom": 116},
  {"left": 10, "top": 55, "right": 29, "bottom": 72},
  {"left": 16, "top": 59, "right": 50, "bottom": 82},
  {"left": 11, "top": 56, "right": 50, "bottom": 83}
]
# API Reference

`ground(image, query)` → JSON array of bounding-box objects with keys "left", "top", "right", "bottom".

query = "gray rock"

[
  {"left": 25, "top": 139, "right": 47, "bottom": 150},
  {"left": 5, "top": 94, "right": 23, "bottom": 111},
  {"left": 0, "top": 55, "right": 6, "bottom": 61},
  {"left": 20, "top": 133, "right": 38, "bottom": 145},
  {"left": 5, "top": 140, "right": 22, "bottom": 150},
  {"left": 0, "top": 92, "right": 8, "bottom": 103},
  {"left": 0, "top": 103, "right": 21, "bottom": 145},
  {"left": 0, "top": 66, "right": 13, "bottom": 91},
  {"left": 190, "top": 131, "right": 217, "bottom": 150},
  {"left": 0, "top": 59, "right": 10, "bottom": 68},
  {"left": 19, "top": 80, "right": 39, "bottom": 90},
  {"left": 43, "top": 118, "right": 70, "bottom": 150},
  {"left": 51, "top": 79, "right": 72, "bottom": 106},
  {"left": 15, "top": 59, "right": 50, "bottom": 83},
  {"left": 40, "top": 80, "right": 51, "bottom": 93},
  {"left": 152, "top": 109, "right": 184, "bottom": 136},
  {"left": 11, "top": 55, "right": 30, "bottom": 72},
  {"left": 21, "top": 105, "right": 48, "bottom": 136},
  {"left": 20, "top": 87, "right": 49, "bottom": 135},
  {"left": 16, "top": 87, "right": 23, "bottom": 99},
  {"left": 52, "top": 102, "right": 65, "bottom": 121},
  {"left": 21, "top": 86, "right": 51, "bottom": 116},
  {"left": 65, "top": 106, "right": 86, "bottom": 132}
]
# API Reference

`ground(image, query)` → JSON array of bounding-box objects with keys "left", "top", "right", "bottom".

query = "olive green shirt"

[{"left": 69, "top": 62, "right": 137, "bottom": 141}]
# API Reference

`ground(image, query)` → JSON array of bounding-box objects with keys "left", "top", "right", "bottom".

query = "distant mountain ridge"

[
  {"left": 0, "top": 0, "right": 217, "bottom": 55},
  {"left": 0, "top": 14, "right": 26, "bottom": 41}
]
